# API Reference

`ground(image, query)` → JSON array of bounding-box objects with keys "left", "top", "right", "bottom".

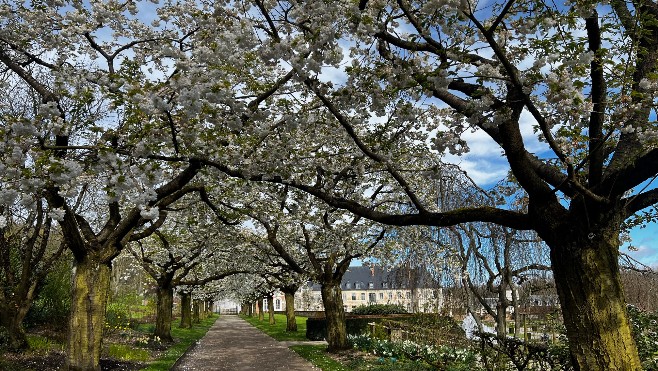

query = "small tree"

[{"left": 0, "top": 200, "right": 66, "bottom": 350}]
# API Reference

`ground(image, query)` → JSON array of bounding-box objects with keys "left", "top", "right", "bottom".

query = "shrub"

[
  {"left": 348, "top": 334, "right": 479, "bottom": 370},
  {"left": 306, "top": 316, "right": 398, "bottom": 340},
  {"left": 352, "top": 304, "right": 408, "bottom": 315},
  {"left": 104, "top": 302, "right": 132, "bottom": 335},
  {"left": 24, "top": 257, "right": 72, "bottom": 329},
  {"left": 627, "top": 304, "right": 658, "bottom": 370}
]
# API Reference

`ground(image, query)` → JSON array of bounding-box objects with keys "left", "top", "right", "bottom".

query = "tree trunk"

[
  {"left": 154, "top": 286, "right": 174, "bottom": 342},
  {"left": 206, "top": 300, "right": 213, "bottom": 315},
  {"left": 548, "top": 222, "right": 641, "bottom": 370},
  {"left": 0, "top": 302, "right": 30, "bottom": 350},
  {"left": 257, "top": 298, "right": 264, "bottom": 321},
  {"left": 192, "top": 299, "right": 200, "bottom": 324},
  {"left": 67, "top": 257, "right": 111, "bottom": 371},
  {"left": 284, "top": 290, "right": 298, "bottom": 332},
  {"left": 495, "top": 301, "right": 506, "bottom": 339},
  {"left": 179, "top": 292, "right": 192, "bottom": 328},
  {"left": 320, "top": 282, "right": 348, "bottom": 352},
  {"left": 267, "top": 294, "right": 275, "bottom": 325}
]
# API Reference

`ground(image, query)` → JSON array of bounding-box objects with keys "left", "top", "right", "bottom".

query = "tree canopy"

[{"left": 1, "top": 0, "right": 658, "bottom": 369}]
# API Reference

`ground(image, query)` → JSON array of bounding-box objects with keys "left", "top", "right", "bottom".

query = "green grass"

[
  {"left": 240, "top": 314, "right": 308, "bottom": 341},
  {"left": 140, "top": 314, "right": 218, "bottom": 371},
  {"left": 26, "top": 334, "right": 64, "bottom": 353},
  {"left": 290, "top": 345, "right": 348, "bottom": 371},
  {"left": 107, "top": 344, "right": 150, "bottom": 362}
]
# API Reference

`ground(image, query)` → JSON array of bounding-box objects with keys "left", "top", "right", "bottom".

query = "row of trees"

[{"left": 2, "top": 0, "right": 658, "bottom": 369}]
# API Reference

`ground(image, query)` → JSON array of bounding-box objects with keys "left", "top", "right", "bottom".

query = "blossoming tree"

[
  {"left": 197, "top": 1, "right": 658, "bottom": 369},
  {"left": 227, "top": 184, "right": 387, "bottom": 351},
  {"left": 0, "top": 1, "right": 289, "bottom": 369}
]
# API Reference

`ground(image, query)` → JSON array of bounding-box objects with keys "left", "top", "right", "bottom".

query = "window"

[
  {"left": 379, "top": 293, "right": 384, "bottom": 300},
  {"left": 275, "top": 299, "right": 281, "bottom": 310},
  {"left": 406, "top": 292, "right": 411, "bottom": 299},
  {"left": 346, "top": 281, "right": 352, "bottom": 289},
  {"left": 388, "top": 292, "right": 393, "bottom": 299},
  {"left": 382, "top": 282, "right": 389, "bottom": 289},
  {"left": 369, "top": 293, "right": 376, "bottom": 302},
  {"left": 360, "top": 293, "right": 366, "bottom": 300},
  {"left": 355, "top": 282, "right": 362, "bottom": 289},
  {"left": 397, "top": 292, "right": 403, "bottom": 299},
  {"left": 368, "top": 282, "right": 374, "bottom": 289},
  {"left": 352, "top": 293, "right": 357, "bottom": 300}
]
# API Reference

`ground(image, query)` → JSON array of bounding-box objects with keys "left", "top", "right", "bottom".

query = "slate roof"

[{"left": 307, "top": 265, "right": 438, "bottom": 291}]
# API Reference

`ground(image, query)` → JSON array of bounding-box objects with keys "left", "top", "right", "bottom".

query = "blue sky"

[{"left": 450, "top": 113, "right": 658, "bottom": 268}]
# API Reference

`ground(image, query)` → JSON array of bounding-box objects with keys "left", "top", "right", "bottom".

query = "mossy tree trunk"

[
  {"left": 206, "top": 300, "right": 214, "bottom": 315},
  {"left": 0, "top": 300, "right": 31, "bottom": 350},
  {"left": 179, "top": 292, "right": 192, "bottom": 328},
  {"left": 282, "top": 286, "right": 298, "bottom": 332},
  {"left": 154, "top": 284, "right": 174, "bottom": 342},
  {"left": 267, "top": 293, "right": 275, "bottom": 324},
  {"left": 321, "top": 281, "right": 348, "bottom": 352},
  {"left": 67, "top": 256, "right": 111, "bottom": 371},
  {"left": 192, "top": 299, "right": 200, "bottom": 323},
  {"left": 533, "top": 200, "right": 641, "bottom": 371},
  {"left": 548, "top": 227, "right": 640, "bottom": 370},
  {"left": 257, "top": 298, "right": 264, "bottom": 321}
]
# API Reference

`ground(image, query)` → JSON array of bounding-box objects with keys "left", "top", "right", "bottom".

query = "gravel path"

[{"left": 172, "top": 315, "right": 323, "bottom": 370}]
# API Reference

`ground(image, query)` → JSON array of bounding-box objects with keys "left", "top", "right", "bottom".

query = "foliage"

[
  {"left": 106, "top": 344, "right": 150, "bottom": 362},
  {"left": 104, "top": 302, "right": 132, "bottom": 336},
  {"left": 627, "top": 305, "right": 658, "bottom": 370},
  {"left": 345, "top": 357, "right": 437, "bottom": 371},
  {"left": 351, "top": 304, "right": 408, "bottom": 315},
  {"left": 476, "top": 332, "right": 573, "bottom": 371},
  {"left": 348, "top": 334, "right": 479, "bottom": 370},
  {"left": 25, "top": 335, "right": 64, "bottom": 354},
  {"left": 289, "top": 345, "right": 349, "bottom": 371},
  {"left": 241, "top": 314, "right": 308, "bottom": 341},
  {"left": 0, "top": 327, "right": 8, "bottom": 349},
  {"left": 24, "top": 258, "right": 71, "bottom": 329}
]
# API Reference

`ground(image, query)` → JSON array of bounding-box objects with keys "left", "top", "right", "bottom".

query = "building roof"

[{"left": 307, "top": 265, "right": 439, "bottom": 291}]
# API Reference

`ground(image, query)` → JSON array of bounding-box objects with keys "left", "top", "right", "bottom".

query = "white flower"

[
  {"left": 49, "top": 208, "right": 66, "bottom": 221},
  {"left": 140, "top": 206, "right": 160, "bottom": 220}
]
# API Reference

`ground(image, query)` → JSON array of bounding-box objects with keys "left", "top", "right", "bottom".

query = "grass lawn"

[
  {"left": 240, "top": 313, "right": 308, "bottom": 341},
  {"left": 289, "top": 345, "right": 348, "bottom": 371}
]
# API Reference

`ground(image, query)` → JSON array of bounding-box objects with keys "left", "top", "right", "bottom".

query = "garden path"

[{"left": 171, "top": 315, "right": 322, "bottom": 370}]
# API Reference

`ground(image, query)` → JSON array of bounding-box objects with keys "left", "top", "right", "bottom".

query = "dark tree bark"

[
  {"left": 321, "top": 281, "right": 348, "bottom": 352},
  {"left": 179, "top": 292, "right": 192, "bottom": 328},
  {"left": 154, "top": 285, "right": 174, "bottom": 342},
  {"left": 0, "top": 205, "right": 64, "bottom": 351},
  {"left": 193, "top": 299, "right": 201, "bottom": 323},
  {"left": 0, "top": 301, "right": 31, "bottom": 350}
]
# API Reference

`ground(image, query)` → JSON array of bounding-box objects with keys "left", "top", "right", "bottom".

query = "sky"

[
  {"left": 449, "top": 115, "right": 658, "bottom": 269},
  {"left": 82, "top": 1, "right": 657, "bottom": 269}
]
